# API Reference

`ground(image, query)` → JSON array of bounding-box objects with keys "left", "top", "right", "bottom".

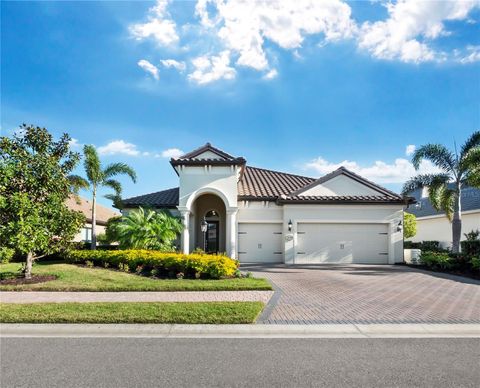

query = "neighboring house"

[
  {"left": 406, "top": 186, "right": 480, "bottom": 248},
  {"left": 122, "top": 143, "right": 410, "bottom": 264},
  {"left": 66, "top": 196, "right": 121, "bottom": 242}
]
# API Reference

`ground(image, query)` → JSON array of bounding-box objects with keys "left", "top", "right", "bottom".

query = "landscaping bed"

[
  {"left": 0, "top": 262, "right": 272, "bottom": 291},
  {"left": 0, "top": 274, "right": 57, "bottom": 286},
  {"left": 0, "top": 301, "right": 265, "bottom": 324}
]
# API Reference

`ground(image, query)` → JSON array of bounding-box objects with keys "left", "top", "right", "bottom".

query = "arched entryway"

[{"left": 193, "top": 193, "right": 226, "bottom": 254}]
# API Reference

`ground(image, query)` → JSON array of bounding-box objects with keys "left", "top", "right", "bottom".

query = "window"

[
  {"left": 81, "top": 227, "right": 92, "bottom": 242},
  {"left": 421, "top": 187, "right": 429, "bottom": 198}
]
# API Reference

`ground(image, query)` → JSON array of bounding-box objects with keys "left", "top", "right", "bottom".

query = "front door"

[{"left": 205, "top": 221, "right": 219, "bottom": 253}]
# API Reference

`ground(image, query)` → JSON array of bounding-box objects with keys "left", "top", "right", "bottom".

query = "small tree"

[
  {"left": 403, "top": 212, "right": 417, "bottom": 240},
  {"left": 110, "top": 207, "right": 183, "bottom": 251},
  {"left": 69, "top": 145, "right": 137, "bottom": 250},
  {"left": 402, "top": 131, "right": 480, "bottom": 253},
  {"left": 0, "top": 124, "right": 85, "bottom": 278}
]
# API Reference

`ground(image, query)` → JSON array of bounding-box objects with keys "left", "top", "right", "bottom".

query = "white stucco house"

[
  {"left": 406, "top": 186, "right": 480, "bottom": 248},
  {"left": 122, "top": 144, "right": 410, "bottom": 264}
]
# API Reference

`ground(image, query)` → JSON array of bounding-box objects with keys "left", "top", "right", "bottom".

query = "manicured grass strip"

[
  {"left": 0, "top": 302, "right": 265, "bottom": 324},
  {"left": 0, "top": 262, "right": 272, "bottom": 291}
]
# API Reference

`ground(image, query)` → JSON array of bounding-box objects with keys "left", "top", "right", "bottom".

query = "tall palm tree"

[
  {"left": 69, "top": 145, "right": 137, "bottom": 249},
  {"left": 402, "top": 131, "right": 479, "bottom": 253},
  {"left": 113, "top": 207, "right": 183, "bottom": 250}
]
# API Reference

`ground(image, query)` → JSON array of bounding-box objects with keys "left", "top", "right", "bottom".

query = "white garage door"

[
  {"left": 296, "top": 223, "right": 389, "bottom": 264},
  {"left": 238, "top": 223, "right": 283, "bottom": 263}
]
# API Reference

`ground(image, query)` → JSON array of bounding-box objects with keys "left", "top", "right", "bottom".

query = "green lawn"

[
  {"left": 0, "top": 302, "right": 264, "bottom": 324},
  {"left": 0, "top": 262, "right": 272, "bottom": 291}
]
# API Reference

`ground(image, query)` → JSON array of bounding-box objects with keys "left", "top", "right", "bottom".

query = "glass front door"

[{"left": 205, "top": 221, "right": 219, "bottom": 253}]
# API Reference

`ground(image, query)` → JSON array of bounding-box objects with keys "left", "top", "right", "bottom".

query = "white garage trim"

[
  {"left": 238, "top": 223, "right": 284, "bottom": 263},
  {"left": 292, "top": 221, "right": 394, "bottom": 265}
]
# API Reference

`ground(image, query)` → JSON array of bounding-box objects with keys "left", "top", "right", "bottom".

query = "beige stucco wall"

[
  {"left": 408, "top": 211, "right": 480, "bottom": 248},
  {"left": 73, "top": 222, "right": 106, "bottom": 242},
  {"left": 300, "top": 174, "right": 383, "bottom": 196},
  {"left": 177, "top": 165, "right": 239, "bottom": 210}
]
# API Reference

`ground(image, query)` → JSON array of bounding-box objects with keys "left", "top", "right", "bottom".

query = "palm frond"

[
  {"left": 103, "top": 162, "right": 137, "bottom": 183},
  {"left": 104, "top": 179, "right": 122, "bottom": 196},
  {"left": 83, "top": 145, "right": 102, "bottom": 184},
  {"left": 460, "top": 147, "right": 480, "bottom": 188},
  {"left": 67, "top": 174, "right": 90, "bottom": 194},
  {"left": 439, "top": 188, "right": 455, "bottom": 221},
  {"left": 460, "top": 130, "right": 480, "bottom": 159},
  {"left": 411, "top": 144, "right": 456, "bottom": 174},
  {"left": 401, "top": 173, "right": 450, "bottom": 196},
  {"left": 104, "top": 193, "right": 124, "bottom": 209}
]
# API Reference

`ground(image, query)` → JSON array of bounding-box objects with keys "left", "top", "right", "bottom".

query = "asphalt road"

[{"left": 1, "top": 338, "right": 479, "bottom": 387}]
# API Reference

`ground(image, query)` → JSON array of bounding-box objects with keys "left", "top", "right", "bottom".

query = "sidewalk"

[
  {"left": 2, "top": 323, "right": 479, "bottom": 338},
  {"left": 0, "top": 291, "right": 274, "bottom": 304}
]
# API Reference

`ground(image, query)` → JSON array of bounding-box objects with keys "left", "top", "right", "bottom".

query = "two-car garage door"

[
  {"left": 238, "top": 223, "right": 283, "bottom": 263},
  {"left": 295, "top": 223, "right": 389, "bottom": 264}
]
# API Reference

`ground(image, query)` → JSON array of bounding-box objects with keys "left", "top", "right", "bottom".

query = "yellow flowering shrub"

[{"left": 65, "top": 250, "right": 239, "bottom": 279}]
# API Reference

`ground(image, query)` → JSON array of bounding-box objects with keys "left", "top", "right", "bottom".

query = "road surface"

[{"left": 1, "top": 338, "right": 479, "bottom": 387}]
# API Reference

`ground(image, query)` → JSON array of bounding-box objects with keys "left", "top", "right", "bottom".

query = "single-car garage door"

[
  {"left": 296, "top": 223, "right": 389, "bottom": 264},
  {"left": 238, "top": 223, "right": 283, "bottom": 263}
]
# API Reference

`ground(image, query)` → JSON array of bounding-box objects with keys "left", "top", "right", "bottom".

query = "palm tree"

[
  {"left": 112, "top": 207, "right": 183, "bottom": 250},
  {"left": 69, "top": 145, "right": 137, "bottom": 249},
  {"left": 402, "top": 131, "right": 480, "bottom": 253}
]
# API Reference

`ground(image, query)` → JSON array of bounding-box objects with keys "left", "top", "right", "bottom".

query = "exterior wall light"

[
  {"left": 288, "top": 219, "right": 293, "bottom": 232},
  {"left": 201, "top": 219, "right": 208, "bottom": 252}
]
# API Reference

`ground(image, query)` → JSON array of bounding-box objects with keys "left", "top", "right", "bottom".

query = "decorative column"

[
  {"left": 226, "top": 209, "right": 238, "bottom": 259},
  {"left": 180, "top": 210, "right": 190, "bottom": 254}
]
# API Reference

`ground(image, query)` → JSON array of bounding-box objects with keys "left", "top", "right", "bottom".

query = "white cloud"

[
  {"left": 137, "top": 59, "right": 159, "bottom": 80},
  {"left": 130, "top": 0, "right": 480, "bottom": 84},
  {"left": 97, "top": 140, "right": 140, "bottom": 156},
  {"left": 188, "top": 50, "right": 236, "bottom": 84},
  {"left": 195, "top": 0, "right": 356, "bottom": 71},
  {"left": 457, "top": 45, "right": 480, "bottom": 63},
  {"left": 263, "top": 69, "right": 278, "bottom": 80},
  {"left": 405, "top": 144, "right": 416, "bottom": 156},
  {"left": 358, "top": 0, "right": 480, "bottom": 63},
  {"left": 69, "top": 138, "right": 81, "bottom": 149},
  {"left": 157, "top": 148, "right": 184, "bottom": 158},
  {"left": 130, "top": 0, "right": 179, "bottom": 46},
  {"left": 304, "top": 156, "right": 442, "bottom": 184},
  {"left": 160, "top": 59, "right": 186, "bottom": 71}
]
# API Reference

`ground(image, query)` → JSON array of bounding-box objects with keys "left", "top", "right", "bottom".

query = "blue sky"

[{"left": 2, "top": 0, "right": 479, "bottom": 208}]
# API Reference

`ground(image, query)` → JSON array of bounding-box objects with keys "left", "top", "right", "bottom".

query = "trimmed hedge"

[
  {"left": 65, "top": 250, "right": 239, "bottom": 279},
  {"left": 420, "top": 251, "right": 453, "bottom": 270},
  {"left": 461, "top": 240, "right": 480, "bottom": 256}
]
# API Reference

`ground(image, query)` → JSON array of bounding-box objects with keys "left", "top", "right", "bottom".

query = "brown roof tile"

[
  {"left": 66, "top": 196, "right": 120, "bottom": 225},
  {"left": 238, "top": 166, "right": 316, "bottom": 200}
]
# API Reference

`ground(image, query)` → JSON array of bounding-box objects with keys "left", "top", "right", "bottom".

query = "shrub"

[
  {"left": 64, "top": 250, "right": 238, "bottom": 279},
  {"left": 403, "top": 212, "right": 417, "bottom": 239},
  {"left": 405, "top": 241, "right": 447, "bottom": 252},
  {"left": 420, "top": 251, "right": 454, "bottom": 270},
  {"left": 0, "top": 247, "right": 15, "bottom": 264},
  {"left": 471, "top": 257, "right": 480, "bottom": 271},
  {"left": 461, "top": 230, "right": 480, "bottom": 256}
]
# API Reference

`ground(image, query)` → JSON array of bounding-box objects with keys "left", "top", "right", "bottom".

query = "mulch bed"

[
  {"left": 0, "top": 275, "right": 57, "bottom": 285},
  {"left": 405, "top": 264, "right": 480, "bottom": 281}
]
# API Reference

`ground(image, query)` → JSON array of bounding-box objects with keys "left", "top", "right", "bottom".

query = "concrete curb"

[
  {"left": 0, "top": 291, "right": 274, "bottom": 304},
  {"left": 1, "top": 323, "right": 479, "bottom": 338}
]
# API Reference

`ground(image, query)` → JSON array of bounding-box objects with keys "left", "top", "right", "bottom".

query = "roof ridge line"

[{"left": 246, "top": 165, "right": 316, "bottom": 181}]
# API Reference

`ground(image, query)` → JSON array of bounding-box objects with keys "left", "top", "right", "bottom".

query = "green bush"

[
  {"left": 0, "top": 247, "right": 15, "bottom": 264},
  {"left": 420, "top": 251, "right": 454, "bottom": 270},
  {"left": 64, "top": 250, "right": 239, "bottom": 279},
  {"left": 461, "top": 241, "right": 480, "bottom": 256},
  {"left": 471, "top": 257, "right": 480, "bottom": 271},
  {"left": 405, "top": 240, "right": 447, "bottom": 252}
]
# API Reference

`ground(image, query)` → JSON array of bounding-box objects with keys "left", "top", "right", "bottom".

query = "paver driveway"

[{"left": 243, "top": 264, "right": 480, "bottom": 324}]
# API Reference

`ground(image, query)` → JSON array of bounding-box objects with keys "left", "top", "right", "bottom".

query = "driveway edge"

[{"left": 1, "top": 323, "right": 479, "bottom": 338}]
